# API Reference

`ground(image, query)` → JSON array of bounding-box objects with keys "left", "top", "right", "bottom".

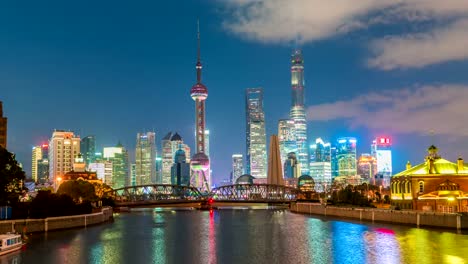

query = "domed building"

[
  {"left": 235, "top": 174, "right": 256, "bottom": 185},
  {"left": 391, "top": 145, "right": 468, "bottom": 212},
  {"left": 171, "top": 148, "right": 191, "bottom": 186}
]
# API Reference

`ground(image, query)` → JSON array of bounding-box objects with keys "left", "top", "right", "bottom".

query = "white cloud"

[
  {"left": 307, "top": 84, "right": 468, "bottom": 137},
  {"left": 368, "top": 19, "right": 468, "bottom": 70}
]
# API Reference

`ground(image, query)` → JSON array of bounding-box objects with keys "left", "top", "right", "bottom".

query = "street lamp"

[{"left": 55, "top": 177, "right": 62, "bottom": 192}]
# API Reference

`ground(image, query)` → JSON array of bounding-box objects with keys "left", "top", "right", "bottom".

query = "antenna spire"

[{"left": 196, "top": 19, "right": 202, "bottom": 83}]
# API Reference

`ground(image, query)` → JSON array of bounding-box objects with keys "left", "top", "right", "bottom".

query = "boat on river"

[{"left": 0, "top": 234, "right": 24, "bottom": 256}]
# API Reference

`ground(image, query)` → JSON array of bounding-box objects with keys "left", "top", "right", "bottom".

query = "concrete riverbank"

[
  {"left": 291, "top": 202, "right": 468, "bottom": 230},
  {"left": 0, "top": 207, "right": 113, "bottom": 233}
]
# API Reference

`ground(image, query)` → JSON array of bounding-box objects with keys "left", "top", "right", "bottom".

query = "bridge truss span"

[
  {"left": 111, "top": 184, "right": 205, "bottom": 206},
  {"left": 210, "top": 184, "right": 298, "bottom": 203}
]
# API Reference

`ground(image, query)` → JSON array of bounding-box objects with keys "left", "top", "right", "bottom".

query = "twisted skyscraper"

[
  {"left": 190, "top": 21, "right": 211, "bottom": 191},
  {"left": 290, "top": 50, "right": 309, "bottom": 175}
]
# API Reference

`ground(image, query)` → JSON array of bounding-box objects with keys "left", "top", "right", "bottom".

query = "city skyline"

[{"left": 2, "top": 1, "right": 468, "bottom": 183}]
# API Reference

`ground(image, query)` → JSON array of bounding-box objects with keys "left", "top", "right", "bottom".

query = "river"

[{"left": 2, "top": 207, "right": 468, "bottom": 264}]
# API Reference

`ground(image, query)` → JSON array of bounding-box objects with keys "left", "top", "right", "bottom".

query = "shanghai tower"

[
  {"left": 290, "top": 49, "right": 309, "bottom": 175},
  {"left": 190, "top": 21, "right": 211, "bottom": 191}
]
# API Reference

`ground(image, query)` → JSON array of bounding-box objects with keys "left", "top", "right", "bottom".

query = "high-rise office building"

[
  {"left": 190, "top": 22, "right": 211, "bottom": 191},
  {"left": 289, "top": 50, "right": 309, "bottom": 175},
  {"left": 32, "top": 146, "right": 43, "bottom": 181},
  {"left": 284, "top": 152, "right": 300, "bottom": 179},
  {"left": 336, "top": 137, "right": 357, "bottom": 177},
  {"left": 357, "top": 153, "right": 377, "bottom": 183},
  {"left": 371, "top": 137, "right": 392, "bottom": 187},
  {"left": 48, "top": 130, "right": 80, "bottom": 182},
  {"left": 155, "top": 156, "right": 162, "bottom": 184},
  {"left": 246, "top": 88, "right": 267, "bottom": 179},
  {"left": 309, "top": 138, "right": 332, "bottom": 189},
  {"left": 135, "top": 132, "right": 156, "bottom": 185},
  {"left": 81, "top": 135, "right": 96, "bottom": 167},
  {"left": 88, "top": 162, "right": 105, "bottom": 182},
  {"left": 171, "top": 148, "right": 191, "bottom": 186},
  {"left": 278, "top": 119, "right": 297, "bottom": 170},
  {"left": 103, "top": 143, "right": 129, "bottom": 189},
  {"left": 130, "top": 163, "right": 136, "bottom": 186},
  {"left": 331, "top": 146, "right": 339, "bottom": 178},
  {"left": 162, "top": 132, "right": 191, "bottom": 184},
  {"left": 231, "top": 154, "right": 244, "bottom": 183},
  {"left": 37, "top": 144, "right": 50, "bottom": 183},
  {"left": 0, "top": 102, "right": 7, "bottom": 148}
]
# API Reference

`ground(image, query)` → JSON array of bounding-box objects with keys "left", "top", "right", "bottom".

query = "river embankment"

[
  {"left": 291, "top": 202, "right": 468, "bottom": 230},
  {"left": 0, "top": 206, "right": 113, "bottom": 233}
]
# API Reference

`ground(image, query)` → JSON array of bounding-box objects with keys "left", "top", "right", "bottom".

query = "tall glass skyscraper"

[
  {"left": 336, "top": 137, "right": 357, "bottom": 177},
  {"left": 371, "top": 137, "right": 392, "bottom": 187},
  {"left": 103, "top": 143, "right": 129, "bottom": 189},
  {"left": 135, "top": 132, "right": 156, "bottom": 185},
  {"left": 278, "top": 119, "right": 297, "bottom": 171},
  {"left": 81, "top": 135, "right": 96, "bottom": 167},
  {"left": 290, "top": 50, "right": 309, "bottom": 175},
  {"left": 309, "top": 138, "right": 332, "bottom": 190},
  {"left": 246, "top": 88, "right": 267, "bottom": 179},
  {"left": 161, "top": 132, "right": 191, "bottom": 184},
  {"left": 231, "top": 154, "right": 244, "bottom": 183}
]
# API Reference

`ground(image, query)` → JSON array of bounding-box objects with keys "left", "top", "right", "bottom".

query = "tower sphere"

[
  {"left": 191, "top": 152, "right": 210, "bottom": 172},
  {"left": 191, "top": 83, "right": 208, "bottom": 101}
]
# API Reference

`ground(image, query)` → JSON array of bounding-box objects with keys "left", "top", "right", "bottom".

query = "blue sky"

[{"left": 2, "top": 0, "right": 468, "bottom": 183}]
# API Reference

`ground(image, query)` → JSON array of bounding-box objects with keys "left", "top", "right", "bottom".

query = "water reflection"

[{"left": 10, "top": 209, "right": 468, "bottom": 264}]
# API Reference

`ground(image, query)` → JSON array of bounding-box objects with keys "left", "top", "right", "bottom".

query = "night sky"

[{"left": 2, "top": 0, "right": 468, "bottom": 183}]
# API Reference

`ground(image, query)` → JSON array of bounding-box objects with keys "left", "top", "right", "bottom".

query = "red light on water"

[
  {"left": 208, "top": 198, "right": 214, "bottom": 204},
  {"left": 376, "top": 228, "right": 395, "bottom": 235}
]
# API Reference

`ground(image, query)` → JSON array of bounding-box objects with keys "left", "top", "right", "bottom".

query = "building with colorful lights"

[
  {"left": 278, "top": 119, "right": 296, "bottom": 171},
  {"left": 48, "top": 130, "right": 81, "bottom": 182},
  {"left": 0, "top": 101, "right": 7, "bottom": 148},
  {"left": 81, "top": 135, "right": 96, "bottom": 167},
  {"left": 289, "top": 49, "right": 309, "bottom": 175},
  {"left": 135, "top": 132, "right": 156, "bottom": 185},
  {"left": 372, "top": 137, "right": 392, "bottom": 187},
  {"left": 232, "top": 154, "right": 244, "bottom": 183},
  {"left": 246, "top": 87, "right": 267, "bottom": 179},
  {"left": 103, "top": 143, "right": 129, "bottom": 189},
  {"left": 336, "top": 137, "right": 357, "bottom": 177},
  {"left": 357, "top": 153, "right": 377, "bottom": 184},
  {"left": 309, "top": 138, "right": 332, "bottom": 190},
  {"left": 391, "top": 145, "right": 468, "bottom": 213},
  {"left": 284, "top": 152, "right": 300, "bottom": 179}
]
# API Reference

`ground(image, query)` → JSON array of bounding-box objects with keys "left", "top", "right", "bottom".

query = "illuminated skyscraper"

[
  {"left": 309, "top": 138, "right": 332, "bottom": 190},
  {"left": 246, "top": 88, "right": 267, "bottom": 179},
  {"left": 371, "top": 137, "right": 392, "bottom": 187},
  {"left": 135, "top": 132, "right": 156, "bottom": 185},
  {"left": 162, "top": 132, "right": 191, "bottom": 184},
  {"left": 80, "top": 135, "right": 96, "bottom": 167},
  {"left": 171, "top": 148, "right": 191, "bottom": 186},
  {"left": 284, "top": 152, "right": 300, "bottom": 179},
  {"left": 32, "top": 146, "right": 42, "bottom": 181},
  {"left": 48, "top": 130, "right": 80, "bottom": 182},
  {"left": 190, "top": 21, "right": 211, "bottom": 191},
  {"left": 357, "top": 153, "right": 377, "bottom": 183},
  {"left": 32, "top": 144, "right": 49, "bottom": 182},
  {"left": 336, "top": 137, "right": 357, "bottom": 177},
  {"left": 231, "top": 154, "right": 244, "bottom": 183},
  {"left": 330, "top": 146, "right": 339, "bottom": 178},
  {"left": 278, "top": 119, "right": 296, "bottom": 171},
  {"left": 290, "top": 50, "right": 309, "bottom": 175},
  {"left": 0, "top": 101, "right": 7, "bottom": 148},
  {"left": 103, "top": 143, "right": 129, "bottom": 189},
  {"left": 130, "top": 163, "right": 136, "bottom": 186}
]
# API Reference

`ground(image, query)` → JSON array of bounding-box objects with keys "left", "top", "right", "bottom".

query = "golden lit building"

[{"left": 391, "top": 145, "right": 468, "bottom": 212}]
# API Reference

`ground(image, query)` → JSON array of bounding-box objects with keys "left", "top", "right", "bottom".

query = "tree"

[
  {"left": 57, "top": 180, "right": 97, "bottom": 203},
  {"left": 92, "top": 182, "right": 113, "bottom": 199},
  {"left": 0, "top": 146, "right": 26, "bottom": 205}
]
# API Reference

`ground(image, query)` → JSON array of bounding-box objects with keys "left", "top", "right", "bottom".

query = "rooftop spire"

[{"left": 196, "top": 19, "right": 202, "bottom": 83}]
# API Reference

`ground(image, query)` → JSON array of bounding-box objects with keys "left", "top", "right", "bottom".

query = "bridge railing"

[
  {"left": 210, "top": 184, "right": 298, "bottom": 202},
  {"left": 110, "top": 184, "right": 205, "bottom": 203}
]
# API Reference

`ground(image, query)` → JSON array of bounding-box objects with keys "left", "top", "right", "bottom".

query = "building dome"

[
  {"left": 236, "top": 174, "right": 255, "bottom": 185},
  {"left": 190, "top": 83, "right": 208, "bottom": 101},
  {"left": 174, "top": 148, "right": 186, "bottom": 163},
  {"left": 190, "top": 152, "right": 210, "bottom": 172}
]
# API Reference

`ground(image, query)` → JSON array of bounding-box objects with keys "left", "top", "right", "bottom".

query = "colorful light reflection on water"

[{"left": 2, "top": 208, "right": 468, "bottom": 264}]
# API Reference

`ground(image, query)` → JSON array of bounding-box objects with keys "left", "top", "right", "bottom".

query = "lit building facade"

[
  {"left": 104, "top": 144, "right": 129, "bottom": 189},
  {"left": 284, "top": 152, "right": 300, "bottom": 179},
  {"left": 162, "top": 132, "right": 191, "bottom": 184},
  {"left": 391, "top": 146, "right": 468, "bottom": 213},
  {"left": 372, "top": 137, "right": 392, "bottom": 187},
  {"left": 232, "top": 154, "right": 244, "bottom": 183},
  {"left": 278, "top": 119, "right": 296, "bottom": 171},
  {"left": 130, "top": 163, "right": 136, "bottom": 186},
  {"left": 290, "top": 50, "right": 308, "bottom": 175},
  {"left": 309, "top": 138, "right": 332, "bottom": 190},
  {"left": 48, "top": 130, "right": 81, "bottom": 182},
  {"left": 171, "top": 148, "right": 191, "bottom": 186},
  {"left": 32, "top": 146, "right": 42, "bottom": 182},
  {"left": 88, "top": 162, "right": 105, "bottom": 182},
  {"left": 357, "top": 153, "right": 377, "bottom": 183},
  {"left": 0, "top": 101, "right": 7, "bottom": 148},
  {"left": 32, "top": 144, "right": 49, "bottom": 182},
  {"left": 80, "top": 135, "right": 96, "bottom": 167},
  {"left": 336, "top": 137, "right": 357, "bottom": 177},
  {"left": 135, "top": 132, "right": 156, "bottom": 185},
  {"left": 246, "top": 88, "right": 267, "bottom": 179},
  {"left": 331, "top": 146, "right": 339, "bottom": 178}
]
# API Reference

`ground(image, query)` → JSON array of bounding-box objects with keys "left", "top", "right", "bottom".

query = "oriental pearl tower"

[{"left": 190, "top": 21, "right": 210, "bottom": 192}]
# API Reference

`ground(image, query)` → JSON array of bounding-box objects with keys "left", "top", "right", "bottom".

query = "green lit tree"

[{"left": 0, "top": 146, "right": 26, "bottom": 205}]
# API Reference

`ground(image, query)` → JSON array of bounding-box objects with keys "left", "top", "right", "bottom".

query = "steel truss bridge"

[{"left": 110, "top": 184, "right": 298, "bottom": 207}]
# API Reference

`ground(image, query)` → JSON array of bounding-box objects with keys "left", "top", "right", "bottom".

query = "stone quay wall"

[
  {"left": 0, "top": 207, "right": 113, "bottom": 233},
  {"left": 291, "top": 202, "right": 468, "bottom": 230}
]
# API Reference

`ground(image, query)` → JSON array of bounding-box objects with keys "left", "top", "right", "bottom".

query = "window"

[{"left": 419, "top": 181, "right": 424, "bottom": 193}]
